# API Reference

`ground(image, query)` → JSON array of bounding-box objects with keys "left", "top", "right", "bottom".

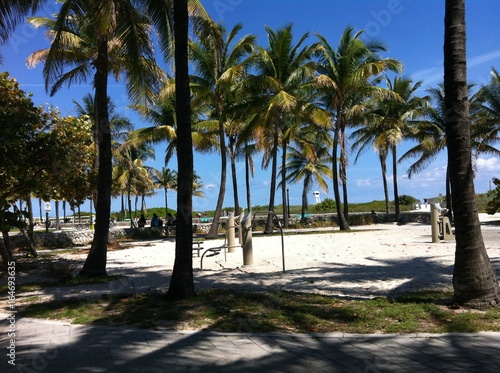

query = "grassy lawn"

[{"left": 12, "top": 288, "right": 500, "bottom": 334}]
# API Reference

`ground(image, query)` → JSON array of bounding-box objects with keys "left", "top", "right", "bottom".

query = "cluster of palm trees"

[
  {"left": 1, "top": 0, "right": 499, "bottom": 304},
  {"left": 126, "top": 21, "right": 499, "bottom": 236}
]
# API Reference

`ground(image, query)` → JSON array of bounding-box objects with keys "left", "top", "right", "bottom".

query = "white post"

[
  {"left": 227, "top": 213, "right": 238, "bottom": 253},
  {"left": 430, "top": 204, "right": 440, "bottom": 243},
  {"left": 241, "top": 212, "right": 253, "bottom": 265}
]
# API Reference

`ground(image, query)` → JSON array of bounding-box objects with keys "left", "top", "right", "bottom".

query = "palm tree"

[
  {"left": 73, "top": 93, "right": 134, "bottom": 149},
  {"left": 189, "top": 20, "right": 256, "bottom": 238},
  {"left": 248, "top": 24, "right": 327, "bottom": 231},
  {"left": 152, "top": 167, "right": 178, "bottom": 216},
  {"left": 361, "top": 76, "right": 428, "bottom": 222},
  {"left": 282, "top": 129, "right": 332, "bottom": 221},
  {"left": 444, "top": 0, "right": 499, "bottom": 308},
  {"left": 113, "top": 141, "right": 155, "bottom": 227},
  {"left": 0, "top": 0, "right": 209, "bottom": 298},
  {"left": 316, "top": 27, "right": 402, "bottom": 230},
  {"left": 400, "top": 81, "right": 499, "bottom": 216},
  {"left": 167, "top": 0, "right": 195, "bottom": 299},
  {"left": 25, "top": 0, "right": 161, "bottom": 277},
  {"left": 472, "top": 68, "right": 500, "bottom": 157}
]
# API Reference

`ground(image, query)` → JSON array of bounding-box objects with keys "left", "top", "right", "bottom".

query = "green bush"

[
  {"left": 313, "top": 198, "right": 336, "bottom": 212},
  {"left": 398, "top": 194, "right": 418, "bottom": 206}
]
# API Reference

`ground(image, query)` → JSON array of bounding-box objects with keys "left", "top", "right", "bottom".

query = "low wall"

[{"left": 3, "top": 212, "right": 431, "bottom": 249}]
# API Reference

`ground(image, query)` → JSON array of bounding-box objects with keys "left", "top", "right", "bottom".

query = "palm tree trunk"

[
  {"left": 332, "top": 125, "right": 350, "bottom": 230},
  {"left": 167, "top": 0, "right": 195, "bottom": 299},
  {"left": 340, "top": 127, "right": 349, "bottom": 219},
  {"left": 80, "top": 37, "right": 111, "bottom": 277},
  {"left": 391, "top": 145, "right": 400, "bottom": 222},
  {"left": 245, "top": 148, "right": 252, "bottom": 213},
  {"left": 207, "top": 117, "right": 227, "bottom": 238},
  {"left": 229, "top": 146, "right": 240, "bottom": 215},
  {"left": 281, "top": 142, "right": 289, "bottom": 228},
  {"left": 265, "top": 133, "right": 279, "bottom": 233},
  {"left": 164, "top": 187, "right": 169, "bottom": 215},
  {"left": 379, "top": 153, "right": 390, "bottom": 214},
  {"left": 444, "top": 0, "right": 499, "bottom": 309}
]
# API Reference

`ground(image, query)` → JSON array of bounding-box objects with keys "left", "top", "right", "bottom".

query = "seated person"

[
  {"left": 138, "top": 214, "right": 146, "bottom": 227},
  {"left": 166, "top": 213, "right": 176, "bottom": 226},
  {"left": 150, "top": 213, "right": 160, "bottom": 227}
]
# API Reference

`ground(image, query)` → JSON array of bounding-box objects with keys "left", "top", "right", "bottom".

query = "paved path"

[{"left": 2, "top": 315, "right": 500, "bottom": 372}]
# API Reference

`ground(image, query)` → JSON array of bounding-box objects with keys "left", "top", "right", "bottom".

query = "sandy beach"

[{"left": 8, "top": 214, "right": 499, "bottom": 304}]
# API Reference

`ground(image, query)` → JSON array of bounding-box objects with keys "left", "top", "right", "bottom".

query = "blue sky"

[{"left": 2, "top": 0, "right": 500, "bottom": 217}]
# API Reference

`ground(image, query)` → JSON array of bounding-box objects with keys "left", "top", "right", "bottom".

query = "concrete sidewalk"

[{"left": 2, "top": 315, "right": 499, "bottom": 372}]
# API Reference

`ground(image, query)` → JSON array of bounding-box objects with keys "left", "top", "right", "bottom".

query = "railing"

[{"left": 251, "top": 211, "right": 286, "bottom": 272}]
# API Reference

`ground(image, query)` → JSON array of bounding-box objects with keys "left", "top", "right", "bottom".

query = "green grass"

[
  {"left": 16, "top": 288, "right": 500, "bottom": 334},
  {"left": 0, "top": 275, "right": 124, "bottom": 294}
]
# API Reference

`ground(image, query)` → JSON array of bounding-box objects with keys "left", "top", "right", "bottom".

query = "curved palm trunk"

[
  {"left": 300, "top": 175, "right": 310, "bottom": 223},
  {"left": 265, "top": 133, "right": 279, "bottom": 233},
  {"left": 228, "top": 144, "right": 240, "bottom": 215},
  {"left": 391, "top": 145, "right": 400, "bottom": 222},
  {"left": 445, "top": 0, "right": 499, "bottom": 309},
  {"left": 340, "top": 128, "right": 349, "bottom": 218},
  {"left": 207, "top": 117, "right": 227, "bottom": 238},
  {"left": 332, "top": 124, "right": 350, "bottom": 230},
  {"left": 80, "top": 38, "right": 111, "bottom": 277},
  {"left": 164, "top": 187, "right": 169, "bottom": 215},
  {"left": 167, "top": 0, "right": 195, "bottom": 299},
  {"left": 379, "top": 153, "right": 390, "bottom": 214},
  {"left": 281, "top": 142, "right": 289, "bottom": 228},
  {"left": 245, "top": 148, "right": 252, "bottom": 213}
]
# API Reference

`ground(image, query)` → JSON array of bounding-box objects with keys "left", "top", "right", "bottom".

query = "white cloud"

[
  {"left": 468, "top": 50, "right": 500, "bottom": 68},
  {"left": 356, "top": 178, "right": 380, "bottom": 187},
  {"left": 476, "top": 157, "right": 500, "bottom": 172}
]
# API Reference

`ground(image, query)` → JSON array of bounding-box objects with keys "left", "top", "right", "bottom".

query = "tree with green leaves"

[
  {"left": 316, "top": 27, "right": 402, "bottom": 230},
  {"left": 248, "top": 24, "right": 327, "bottom": 231},
  {"left": 282, "top": 129, "right": 332, "bottom": 221},
  {"left": 189, "top": 20, "right": 255, "bottom": 237},
  {"left": 25, "top": 0, "right": 161, "bottom": 277},
  {"left": 152, "top": 167, "right": 178, "bottom": 216},
  {"left": 444, "top": 0, "right": 500, "bottom": 308}
]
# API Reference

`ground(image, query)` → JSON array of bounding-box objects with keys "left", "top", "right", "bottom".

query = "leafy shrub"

[
  {"left": 398, "top": 194, "right": 418, "bottom": 206},
  {"left": 486, "top": 177, "right": 500, "bottom": 215},
  {"left": 313, "top": 198, "right": 336, "bottom": 212}
]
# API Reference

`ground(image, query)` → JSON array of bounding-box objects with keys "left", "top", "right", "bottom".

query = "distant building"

[{"left": 313, "top": 191, "right": 321, "bottom": 204}]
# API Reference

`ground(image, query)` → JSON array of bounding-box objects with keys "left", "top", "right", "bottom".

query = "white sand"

[{"left": 9, "top": 214, "right": 500, "bottom": 302}]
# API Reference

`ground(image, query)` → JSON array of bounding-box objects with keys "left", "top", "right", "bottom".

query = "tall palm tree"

[
  {"left": 0, "top": 0, "right": 209, "bottom": 298},
  {"left": 73, "top": 93, "right": 134, "bottom": 149},
  {"left": 248, "top": 24, "right": 327, "bottom": 231},
  {"left": 316, "top": 27, "right": 402, "bottom": 230},
  {"left": 282, "top": 129, "right": 332, "bottom": 221},
  {"left": 189, "top": 20, "right": 256, "bottom": 237},
  {"left": 167, "top": 0, "right": 195, "bottom": 299},
  {"left": 362, "top": 76, "right": 428, "bottom": 222},
  {"left": 472, "top": 67, "right": 500, "bottom": 157},
  {"left": 401, "top": 81, "right": 499, "bottom": 216},
  {"left": 113, "top": 141, "right": 155, "bottom": 227},
  {"left": 25, "top": 0, "right": 161, "bottom": 277},
  {"left": 444, "top": 0, "right": 499, "bottom": 308},
  {"left": 152, "top": 167, "right": 178, "bottom": 216}
]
